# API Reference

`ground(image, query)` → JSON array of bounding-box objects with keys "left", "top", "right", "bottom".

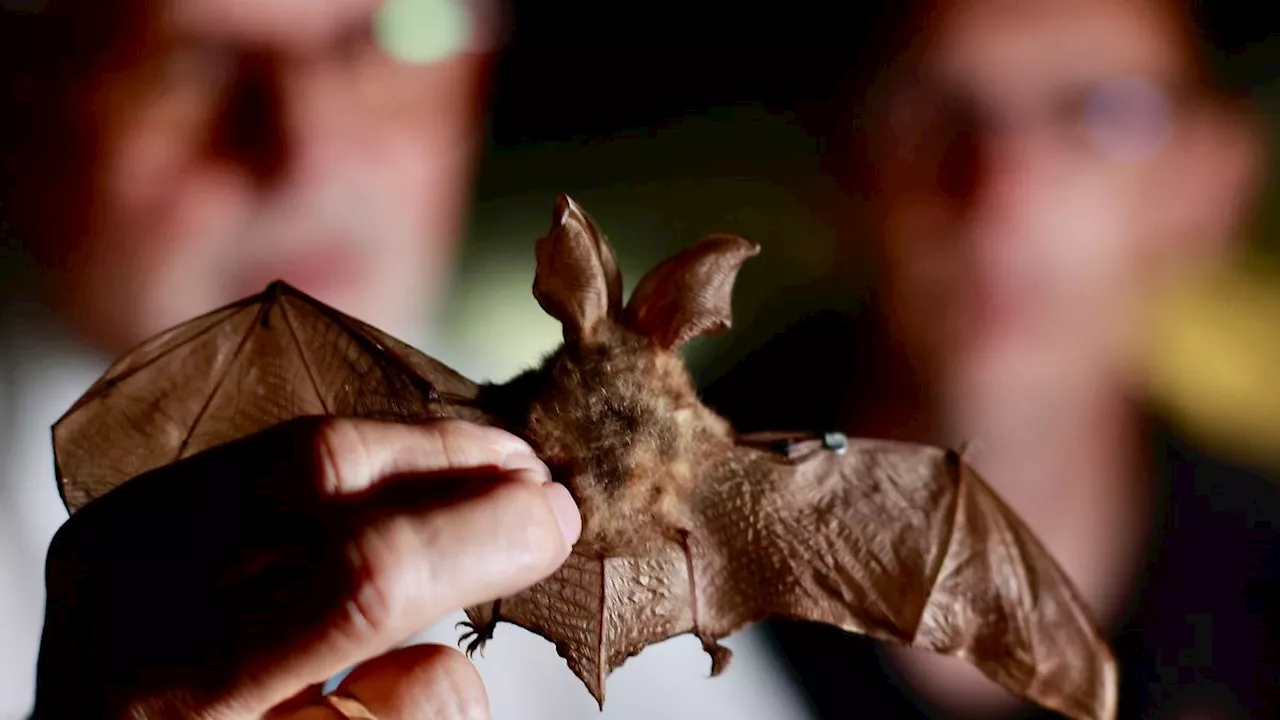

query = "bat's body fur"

[{"left": 480, "top": 324, "right": 732, "bottom": 557}]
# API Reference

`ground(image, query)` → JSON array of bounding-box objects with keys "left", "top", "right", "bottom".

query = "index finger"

[{"left": 306, "top": 418, "right": 549, "bottom": 496}]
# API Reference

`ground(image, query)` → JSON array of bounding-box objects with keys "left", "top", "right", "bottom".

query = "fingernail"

[
  {"left": 543, "top": 482, "right": 581, "bottom": 546},
  {"left": 502, "top": 452, "right": 552, "bottom": 482}
]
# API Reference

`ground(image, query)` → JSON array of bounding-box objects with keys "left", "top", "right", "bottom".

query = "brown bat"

[{"left": 52, "top": 194, "right": 1118, "bottom": 720}]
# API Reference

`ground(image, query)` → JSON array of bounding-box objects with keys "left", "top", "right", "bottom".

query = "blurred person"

[
  {"left": 0, "top": 0, "right": 501, "bottom": 715},
  {"left": 0, "top": 1, "right": 811, "bottom": 719},
  {"left": 705, "top": 0, "right": 1280, "bottom": 718}
]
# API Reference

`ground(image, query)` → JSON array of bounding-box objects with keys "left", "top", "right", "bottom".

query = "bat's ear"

[
  {"left": 533, "top": 194, "right": 625, "bottom": 342},
  {"left": 623, "top": 234, "right": 760, "bottom": 351}
]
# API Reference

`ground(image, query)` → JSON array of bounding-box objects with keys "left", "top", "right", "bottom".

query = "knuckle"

[
  {"left": 308, "top": 417, "right": 371, "bottom": 495},
  {"left": 337, "top": 520, "right": 415, "bottom": 645},
  {"left": 421, "top": 418, "right": 483, "bottom": 468}
]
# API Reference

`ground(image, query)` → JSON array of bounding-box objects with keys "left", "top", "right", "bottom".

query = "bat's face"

[{"left": 492, "top": 197, "right": 758, "bottom": 555}]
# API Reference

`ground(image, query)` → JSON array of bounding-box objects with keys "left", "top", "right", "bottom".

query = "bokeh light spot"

[{"left": 374, "top": 0, "right": 471, "bottom": 65}]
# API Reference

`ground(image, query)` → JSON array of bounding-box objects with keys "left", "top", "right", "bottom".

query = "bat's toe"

[{"left": 455, "top": 620, "right": 496, "bottom": 658}]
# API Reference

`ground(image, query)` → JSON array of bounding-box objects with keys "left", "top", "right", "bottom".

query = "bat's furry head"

[{"left": 503, "top": 195, "right": 760, "bottom": 553}]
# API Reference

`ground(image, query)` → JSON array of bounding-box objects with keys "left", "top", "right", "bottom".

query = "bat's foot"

[
  {"left": 699, "top": 636, "right": 734, "bottom": 677},
  {"left": 456, "top": 619, "right": 497, "bottom": 658}
]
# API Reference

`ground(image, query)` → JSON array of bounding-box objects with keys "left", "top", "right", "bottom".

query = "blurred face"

[
  {"left": 860, "top": 0, "right": 1260, "bottom": 411},
  {"left": 27, "top": 0, "right": 492, "bottom": 354}
]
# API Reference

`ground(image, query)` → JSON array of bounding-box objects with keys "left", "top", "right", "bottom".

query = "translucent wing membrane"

[{"left": 53, "top": 282, "right": 481, "bottom": 512}]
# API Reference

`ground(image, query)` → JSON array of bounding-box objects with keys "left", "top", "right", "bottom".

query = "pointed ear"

[
  {"left": 533, "top": 194, "right": 624, "bottom": 342},
  {"left": 623, "top": 234, "right": 760, "bottom": 350}
]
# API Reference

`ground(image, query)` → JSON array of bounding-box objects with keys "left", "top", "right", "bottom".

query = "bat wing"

[
  {"left": 53, "top": 281, "right": 483, "bottom": 513},
  {"left": 462, "top": 544, "right": 698, "bottom": 707},
  {"left": 686, "top": 432, "right": 1118, "bottom": 720}
]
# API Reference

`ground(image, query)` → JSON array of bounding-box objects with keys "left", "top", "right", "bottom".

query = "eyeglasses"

[{"left": 873, "top": 73, "right": 1198, "bottom": 167}]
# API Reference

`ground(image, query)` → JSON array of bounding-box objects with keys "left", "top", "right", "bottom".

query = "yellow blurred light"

[{"left": 1146, "top": 267, "right": 1280, "bottom": 469}]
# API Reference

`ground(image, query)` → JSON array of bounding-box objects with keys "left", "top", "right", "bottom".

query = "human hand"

[{"left": 33, "top": 417, "right": 580, "bottom": 719}]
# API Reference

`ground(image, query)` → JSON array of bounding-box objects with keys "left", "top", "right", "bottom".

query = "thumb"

[
  {"left": 269, "top": 645, "right": 489, "bottom": 720},
  {"left": 217, "top": 420, "right": 579, "bottom": 717}
]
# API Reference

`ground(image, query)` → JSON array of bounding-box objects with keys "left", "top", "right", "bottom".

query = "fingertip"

[
  {"left": 479, "top": 478, "right": 575, "bottom": 571},
  {"left": 337, "top": 645, "right": 489, "bottom": 720},
  {"left": 267, "top": 646, "right": 490, "bottom": 720},
  {"left": 542, "top": 482, "right": 581, "bottom": 548}
]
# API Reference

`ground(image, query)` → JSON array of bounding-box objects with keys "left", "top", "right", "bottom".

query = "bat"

[{"left": 52, "top": 194, "right": 1118, "bottom": 720}]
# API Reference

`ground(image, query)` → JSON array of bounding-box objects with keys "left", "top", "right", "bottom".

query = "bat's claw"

[
  {"left": 456, "top": 620, "right": 496, "bottom": 658},
  {"left": 699, "top": 636, "right": 734, "bottom": 677}
]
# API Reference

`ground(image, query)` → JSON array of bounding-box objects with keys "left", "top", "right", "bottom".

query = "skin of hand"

[{"left": 31, "top": 418, "right": 581, "bottom": 720}]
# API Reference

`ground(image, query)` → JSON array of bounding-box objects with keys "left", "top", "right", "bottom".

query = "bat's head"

[{"left": 516, "top": 194, "right": 759, "bottom": 552}]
